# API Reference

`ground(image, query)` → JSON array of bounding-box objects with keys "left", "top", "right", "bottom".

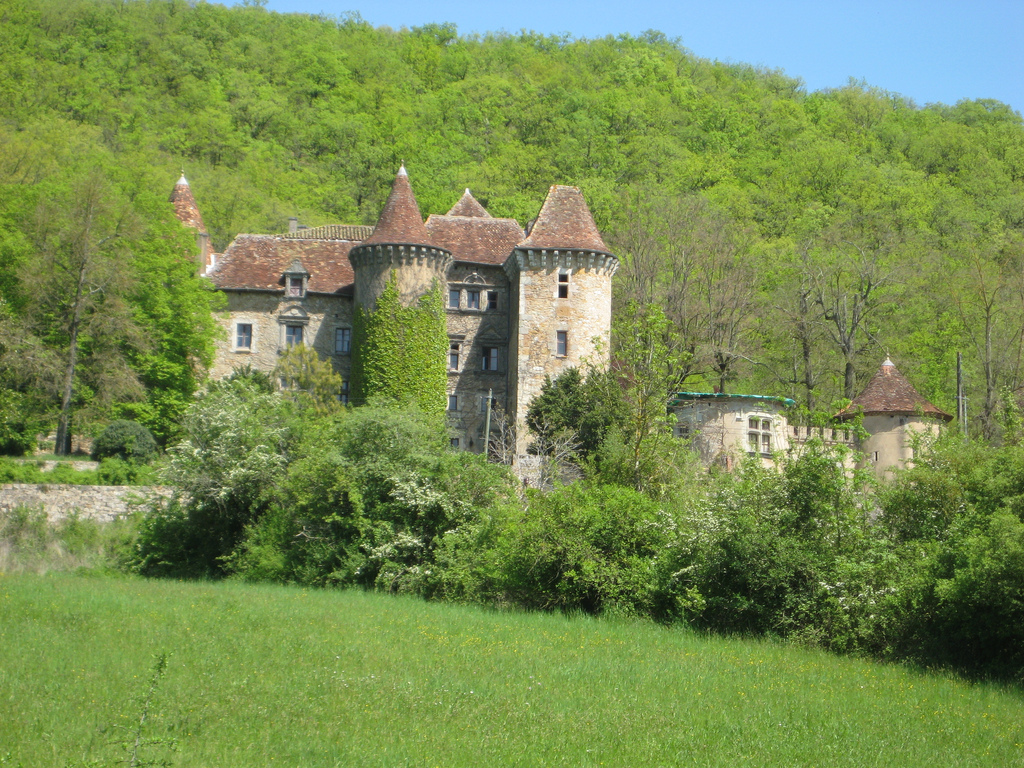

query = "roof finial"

[
  {"left": 398, "top": 162, "right": 407, "bottom": 177},
  {"left": 883, "top": 356, "right": 894, "bottom": 367},
  {"left": 177, "top": 169, "right": 188, "bottom": 185}
]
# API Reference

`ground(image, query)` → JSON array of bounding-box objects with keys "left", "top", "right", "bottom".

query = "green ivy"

[{"left": 351, "top": 272, "right": 447, "bottom": 417}]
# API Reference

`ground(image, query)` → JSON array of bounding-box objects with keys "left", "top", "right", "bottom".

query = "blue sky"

[{"left": 237, "top": 0, "right": 1024, "bottom": 114}]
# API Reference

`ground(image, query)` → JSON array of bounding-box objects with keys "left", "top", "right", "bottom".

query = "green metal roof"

[{"left": 672, "top": 392, "right": 796, "bottom": 408}]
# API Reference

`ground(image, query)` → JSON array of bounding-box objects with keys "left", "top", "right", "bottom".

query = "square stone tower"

[{"left": 505, "top": 186, "right": 618, "bottom": 452}]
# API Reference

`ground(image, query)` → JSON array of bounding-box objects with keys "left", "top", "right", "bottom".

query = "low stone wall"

[{"left": 0, "top": 484, "right": 173, "bottom": 523}]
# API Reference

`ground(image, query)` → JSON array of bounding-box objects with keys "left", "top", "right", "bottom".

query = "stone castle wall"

[
  {"left": 445, "top": 263, "right": 511, "bottom": 451},
  {"left": 212, "top": 291, "right": 354, "bottom": 379},
  {"left": 508, "top": 250, "right": 615, "bottom": 450},
  {"left": 0, "top": 484, "right": 173, "bottom": 523}
]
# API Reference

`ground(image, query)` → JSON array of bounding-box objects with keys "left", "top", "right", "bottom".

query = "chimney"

[{"left": 288, "top": 216, "right": 299, "bottom": 234}]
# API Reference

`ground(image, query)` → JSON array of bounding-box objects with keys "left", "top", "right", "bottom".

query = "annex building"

[
  {"left": 671, "top": 358, "right": 953, "bottom": 479},
  {"left": 170, "top": 167, "right": 618, "bottom": 453}
]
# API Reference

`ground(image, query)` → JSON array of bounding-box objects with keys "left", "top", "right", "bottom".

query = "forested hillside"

[{"left": 1, "top": 0, "right": 1023, "bottom": 442}]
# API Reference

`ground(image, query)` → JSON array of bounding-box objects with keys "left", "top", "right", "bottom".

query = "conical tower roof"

[
  {"left": 362, "top": 166, "right": 434, "bottom": 247},
  {"left": 446, "top": 189, "right": 491, "bottom": 218},
  {"left": 837, "top": 358, "right": 953, "bottom": 422},
  {"left": 520, "top": 185, "right": 610, "bottom": 253},
  {"left": 169, "top": 174, "right": 206, "bottom": 232}
]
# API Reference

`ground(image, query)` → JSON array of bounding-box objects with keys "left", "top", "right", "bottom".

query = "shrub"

[
  {"left": 490, "top": 483, "right": 671, "bottom": 616},
  {"left": 879, "top": 511, "right": 1024, "bottom": 678},
  {"left": 239, "top": 400, "right": 514, "bottom": 591},
  {"left": 91, "top": 420, "right": 158, "bottom": 463},
  {"left": 132, "top": 378, "right": 293, "bottom": 578},
  {"left": 96, "top": 457, "right": 157, "bottom": 485},
  {"left": 0, "top": 389, "right": 41, "bottom": 456}
]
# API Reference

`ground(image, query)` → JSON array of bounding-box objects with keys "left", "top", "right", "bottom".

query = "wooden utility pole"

[{"left": 483, "top": 387, "right": 493, "bottom": 459}]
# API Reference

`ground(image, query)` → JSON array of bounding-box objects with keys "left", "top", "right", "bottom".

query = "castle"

[
  {"left": 172, "top": 172, "right": 950, "bottom": 474},
  {"left": 170, "top": 167, "right": 618, "bottom": 453}
]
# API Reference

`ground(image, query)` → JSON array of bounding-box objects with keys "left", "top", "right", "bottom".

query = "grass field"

[{"left": 2, "top": 573, "right": 1023, "bottom": 767}]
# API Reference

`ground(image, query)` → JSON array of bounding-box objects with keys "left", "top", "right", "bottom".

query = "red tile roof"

[
  {"left": 446, "top": 189, "right": 491, "bottom": 218},
  {"left": 362, "top": 166, "right": 435, "bottom": 247},
  {"left": 837, "top": 359, "right": 953, "bottom": 421},
  {"left": 169, "top": 175, "right": 206, "bottom": 232},
  {"left": 211, "top": 234, "right": 357, "bottom": 295},
  {"left": 280, "top": 225, "right": 374, "bottom": 240},
  {"left": 520, "top": 185, "right": 609, "bottom": 253},
  {"left": 205, "top": 175, "right": 615, "bottom": 292},
  {"left": 425, "top": 215, "right": 525, "bottom": 265}
]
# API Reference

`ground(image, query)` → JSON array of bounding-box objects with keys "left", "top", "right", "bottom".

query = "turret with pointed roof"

[
  {"left": 169, "top": 173, "right": 213, "bottom": 272},
  {"left": 839, "top": 357, "right": 952, "bottom": 479},
  {"left": 348, "top": 165, "right": 452, "bottom": 309},
  {"left": 519, "top": 185, "right": 611, "bottom": 254},
  {"left": 170, "top": 174, "right": 206, "bottom": 232},
  {"left": 837, "top": 358, "right": 953, "bottom": 422}
]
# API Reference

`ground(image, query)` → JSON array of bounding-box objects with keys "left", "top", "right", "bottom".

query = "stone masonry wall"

[
  {"left": 212, "top": 291, "right": 354, "bottom": 379},
  {"left": 0, "top": 484, "right": 173, "bottom": 523},
  {"left": 445, "top": 263, "right": 510, "bottom": 452},
  {"left": 351, "top": 246, "right": 451, "bottom": 309},
  {"left": 508, "top": 249, "right": 615, "bottom": 451}
]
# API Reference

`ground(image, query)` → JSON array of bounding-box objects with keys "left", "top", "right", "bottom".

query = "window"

[
  {"left": 557, "top": 272, "right": 569, "bottom": 299},
  {"left": 450, "top": 437, "right": 460, "bottom": 448},
  {"left": 449, "top": 343, "right": 460, "bottom": 370},
  {"left": 479, "top": 395, "right": 498, "bottom": 413},
  {"left": 448, "top": 394, "right": 458, "bottom": 411},
  {"left": 287, "top": 276, "right": 304, "bottom": 297},
  {"left": 556, "top": 331, "right": 568, "bottom": 357},
  {"left": 748, "top": 417, "right": 772, "bottom": 454},
  {"left": 335, "top": 328, "right": 351, "bottom": 355},
  {"left": 449, "top": 289, "right": 460, "bottom": 309},
  {"left": 236, "top": 323, "right": 253, "bottom": 350},
  {"left": 339, "top": 379, "right": 350, "bottom": 405},
  {"left": 487, "top": 291, "right": 498, "bottom": 310},
  {"left": 674, "top": 423, "right": 691, "bottom": 439},
  {"left": 467, "top": 290, "right": 480, "bottom": 310},
  {"left": 285, "top": 325, "right": 304, "bottom": 347},
  {"left": 482, "top": 346, "right": 499, "bottom": 371}
]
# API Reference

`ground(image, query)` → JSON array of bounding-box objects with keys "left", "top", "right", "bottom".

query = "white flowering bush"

[{"left": 132, "top": 374, "right": 294, "bottom": 577}]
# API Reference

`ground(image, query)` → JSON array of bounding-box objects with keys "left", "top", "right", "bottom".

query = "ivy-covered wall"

[{"left": 350, "top": 272, "right": 447, "bottom": 416}]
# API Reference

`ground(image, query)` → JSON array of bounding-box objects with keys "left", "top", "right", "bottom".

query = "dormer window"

[{"left": 283, "top": 259, "right": 310, "bottom": 298}]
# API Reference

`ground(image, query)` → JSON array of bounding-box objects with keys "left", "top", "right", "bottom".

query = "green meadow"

[{"left": 2, "top": 574, "right": 1023, "bottom": 767}]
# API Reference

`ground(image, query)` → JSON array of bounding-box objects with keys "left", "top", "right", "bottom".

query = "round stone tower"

[
  {"left": 348, "top": 165, "right": 452, "bottom": 309},
  {"left": 837, "top": 358, "right": 953, "bottom": 479}
]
